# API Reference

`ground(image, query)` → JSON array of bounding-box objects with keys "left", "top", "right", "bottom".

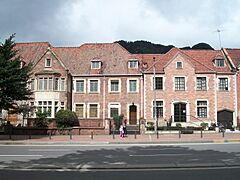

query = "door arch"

[{"left": 129, "top": 104, "right": 137, "bottom": 125}]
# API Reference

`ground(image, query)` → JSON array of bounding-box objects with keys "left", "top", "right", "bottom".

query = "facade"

[{"left": 4, "top": 42, "right": 239, "bottom": 132}]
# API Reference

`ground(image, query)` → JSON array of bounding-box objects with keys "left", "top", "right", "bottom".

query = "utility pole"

[{"left": 153, "top": 57, "right": 157, "bottom": 133}]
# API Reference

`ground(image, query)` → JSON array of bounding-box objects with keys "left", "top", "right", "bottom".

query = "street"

[{"left": 0, "top": 143, "right": 240, "bottom": 179}]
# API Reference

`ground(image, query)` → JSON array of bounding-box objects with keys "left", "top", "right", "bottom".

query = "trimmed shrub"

[{"left": 55, "top": 110, "right": 78, "bottom": 128}]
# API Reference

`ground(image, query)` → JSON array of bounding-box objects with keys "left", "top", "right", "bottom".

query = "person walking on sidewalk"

[{"left": 119, "top": 125, "right": 124, "bottom": 138}]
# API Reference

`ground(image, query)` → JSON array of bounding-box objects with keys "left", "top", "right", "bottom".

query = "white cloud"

[{"left": 1, "top": 0, "right": 240, "bottom": 49}]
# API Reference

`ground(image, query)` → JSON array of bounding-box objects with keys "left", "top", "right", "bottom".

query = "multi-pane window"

[
  {"left": 75, "top": 104, "right": 84, "bottom": 118},
  {"left": 60, "top": 78, "right": 65, "bottom": 91},
  {"left": 197, "top": 101, "right": 207, "bottom": 118},
  {"left": 218, "top": 78, "right": 228, "bottom": 91},
  {"left": 89, "top": 80, "right": 99, "bottom": 92},
  {"left": 89, "top": 104, "right": 98, "bottom": 118},
  {"left": 38, "top": 77, "right": 53, "bottom": 91},
  {"left": 175, "top": 77, "right": 185, "bottom": 91},
  {"left": 196, "top": 77, "right": 207, "bottom": 90},
  {"left": 45, "top": 58, "right": 52, "bottom": 67},
  {"left": 215, "top": 59, "right": 225, "bottom": 67},
  {"left": 110, "top": 80, "right": 119, "bottom": 92},
  {"left": 176, "top": 61, "right": 183, "bottom": 69},
  {"left": 153, "top": 101, "right": 163, "bottom": 118},
  {"left": 128, "top": 60, "right": 138, "bottom": 68},
  {"left": 129, "top": 80, "right": 137, "bottom": 92},
  {"left": 154, "top": 77, "right": 163, "bottom": 90},
  {"left": 91, "top": 61, "right": 101, "bottom": 69},
  {"left": 60, "top": 102, "right": 65, "bottom": 110},
  {"left": 109, "top": 104, "right": 120, "bottom": 118},
  {"left": 30, "top": 79, "right": 35, "bottom": 90},
  {"left": 76, "top": 80, "right": 84, "bottom": 93},
  {"left": 38, "top": 101, "right": 52, "bottom": 117}
]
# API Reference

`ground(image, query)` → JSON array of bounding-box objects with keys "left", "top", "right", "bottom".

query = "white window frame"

[
  {"left": 215, "top": 59, "right": 225, "bottom": 67},
  {"left": 217, "top": 76, "right": 230, "bottom": 91},
  {"left": 176, "top": 61, "right": 183, "bottom": 69},
  {"left": 87, "top": 103, "right": 100, "bottom": 118},
  {"left": 174, "top": 76, "right": 187, "bottom": 91},
  {"left": 128, "top": 59, "right": 138, "bottom": 69},
  {"left": 74, "top": 103, "right": 85, "bottom": 118},
  {"left": 45, "top": 58, "right": 52, "bottom": 68},
  {"left": 91, "top": 61, "right": 101, "bottom": 69},
  {"left": 88, "top": 79, "right": 100, "bottom": 93},
  {"left": 37, "top": 101, "right": 53, "bottom": 118},
  {"left": 108, "top": 78, "right": 121, "bottom": 93},
  {"left": 108, "top": 103, "right": 121, "bottom": 118},
  {"left": 151, "top": 75, "right": 165, "bottom": 90},
  {"left": 127, "top": 78, "right": 139, "bottom": 93},
  {"left": 151, "top": 100, "right": 165, "bottom": 119},
  {"left": 74, "top": 79, "right": 86, "bottom": 93},
  {"left": 196, "top": 100, "right": 209, "bottom": 118},
  {"left": 196, "top": 76, "right": 208, "bottom": 91}
]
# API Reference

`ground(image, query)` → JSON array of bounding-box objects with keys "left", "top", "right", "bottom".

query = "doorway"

[
  {"left": 174, "top": 102, "right": 187, "bottom": 122},
  {"left": 129, "top": 105, "right": 137, "bottom": 124}
]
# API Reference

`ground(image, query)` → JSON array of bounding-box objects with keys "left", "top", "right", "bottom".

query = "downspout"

[
  {"left": 234, "top": 72, "right": 238, "bottom": 127},
  {"left": 140, "top": 76, "right": 144, "bottom": 118},
  {"left": 103, "top": 76, "right": 106, "bottom": 129}
]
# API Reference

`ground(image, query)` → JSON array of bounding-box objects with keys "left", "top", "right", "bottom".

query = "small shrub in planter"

[
  {"left": 200, "top": 122, "right": 208, "bottom": 130},
  {"left": 176, "top": 123, "right": 182, "bottom": 130},
  {"left": 34, "top": 110, "right": 51, "bottom": 128},
  {"left": 55, "top": 110, "right": 78, "bottom": 129},
  {"left": 146, "top": 122, "right": 154, "bottom": 131}
]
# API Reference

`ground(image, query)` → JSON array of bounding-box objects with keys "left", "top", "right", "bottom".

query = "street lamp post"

[{"left": 153, "top": 57, "right": 158, "bottom": 134}]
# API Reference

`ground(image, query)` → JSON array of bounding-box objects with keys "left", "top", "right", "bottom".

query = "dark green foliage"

[
  {"left": 116, "top": 40, "right": 174, "bottom": 54},
  {"left": 113, "top": 114, "right": 123, "bottom": 130},
  {"left": 0, "top": 34, "right": 32, "bottom": 111},
  {"left": 181, "top": 43, "right": 214, "bottom": 50},
  {"left": 192, "top": 43, "right": 214, "bottom": 50},
  {"left": 55, "top": 109, "right": 78, "bottom": 128},
  {"left": 34, "top": 110, "right": 50, "bottom": 128},
  {"left": 116, "top": 40, "right": 214, "bottom": 54}
]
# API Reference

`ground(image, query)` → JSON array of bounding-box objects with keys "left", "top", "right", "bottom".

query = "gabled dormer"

[
  {"left": 128, "top": 59, "right": 138, "bottom": 69},
  {"left": 91, "top": 59, "right": 102, "bottom": 69},
  {"left": 214, "top": 58, "right": 225, "bottom": 67}
]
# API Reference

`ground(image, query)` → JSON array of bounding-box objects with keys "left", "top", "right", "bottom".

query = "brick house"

[
  {"left": 13, "top": 42, "right": 72, "bottom": 123},
  {"left": 5, "top": 42, "right": 238, "bottom": 132},
  {"left": 143, "top": 48, "right": 237, "bottom": 129},
  {"left": 52, "top": 43, "right": 143, "bottom": 133},
  {"left": 223, "top": 48, "right": 240, "bottom": 127}
]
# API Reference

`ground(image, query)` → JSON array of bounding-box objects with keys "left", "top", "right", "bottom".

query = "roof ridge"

[
  {"left": 179, "top": 50, "right": 215, "bottom": 71},
  {"left": 16, "top": 42, "right": 50, "bottom": 45}
]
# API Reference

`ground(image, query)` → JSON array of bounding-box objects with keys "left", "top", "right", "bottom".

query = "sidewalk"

[{"left": 0, "top": 132, "right": 240, "bottom": 145}]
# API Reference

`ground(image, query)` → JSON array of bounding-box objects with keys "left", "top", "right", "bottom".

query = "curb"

[{"left": 0, "top": 139, "right": 240, "bottom": 145}]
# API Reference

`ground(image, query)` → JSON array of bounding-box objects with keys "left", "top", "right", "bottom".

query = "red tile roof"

[
  {"left": 15, "top": 42, "right": 50, "bottom": 64},
  {"left": 224, "top": 48, "right": 240, "bottom": 68},
  {"left": 143, "top": 48, "right": 231, "bottom": 73},
  {"left": 52, "top": 43, "right": 140, "bottom": 75}
]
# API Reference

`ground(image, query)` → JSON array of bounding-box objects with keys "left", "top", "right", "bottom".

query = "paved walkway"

[{"left": 0, "top": 132, "right": 240, "bottom": 144}]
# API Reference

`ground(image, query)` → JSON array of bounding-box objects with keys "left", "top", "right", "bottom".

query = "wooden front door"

[{"left": 129, "top": 105, "right": 137, "bottom": 124}]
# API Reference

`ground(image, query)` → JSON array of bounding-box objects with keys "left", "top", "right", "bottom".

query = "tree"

[
  {"left": 0, "top": 34, "right": 32, "bottom": 111},
  {"left": 55, "top": 109, "right": 78, "bottom": 128},
  {"left": 34, "top": 110, "right": 50, "bottom": 128}
]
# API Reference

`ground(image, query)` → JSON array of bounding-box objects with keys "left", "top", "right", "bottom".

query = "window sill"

[{"left": 127, "top": 92, "right": 139, "bottom": 94}]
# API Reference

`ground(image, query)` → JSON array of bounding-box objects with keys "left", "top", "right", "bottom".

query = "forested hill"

[{"left": 115, "top": 40, "right": 214, "bottom": 54}]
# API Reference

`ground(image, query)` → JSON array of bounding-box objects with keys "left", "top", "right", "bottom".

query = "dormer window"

[
  {"left": 215, "top": 59, "right": 225, "bottom": 67},
  {"left": 91, "top": 60, "right": 101, "bottom": 69},
  {"left": 176, "top": 61, "right": 183, "bottom": 69},
  {"left": 128, "top": 60, "right": 138, "bottom": 68},
  {"left": 45, "top": 58, "right": 52, "bottom": 67}
]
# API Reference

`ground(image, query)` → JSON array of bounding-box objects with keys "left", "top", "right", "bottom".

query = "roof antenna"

[{"left": 215, "top": 29, "right": 223, "bottom": 49}]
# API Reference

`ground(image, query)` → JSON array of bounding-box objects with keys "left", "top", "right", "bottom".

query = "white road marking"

[
  {"left": 0, "top": 155, "right": 43, "bottom": 157},
  {"left": 129, "top": 153, "right": 191, "bottom": 157},
  {"left": 28, "top": 149, "right": 70, "bottom": 152}
]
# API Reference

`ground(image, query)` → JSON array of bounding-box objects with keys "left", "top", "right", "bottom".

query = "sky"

[{"left": 0, "top": 0, "right": 239, "bottom": 49}]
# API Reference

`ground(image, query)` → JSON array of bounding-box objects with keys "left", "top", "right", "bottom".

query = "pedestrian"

[{"left": 119, "top": 125, "right": 124, "bottom": 138}]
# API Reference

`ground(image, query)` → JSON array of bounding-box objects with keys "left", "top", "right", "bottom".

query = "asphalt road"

[{"left": 0, "top": 143, "right": 240, "bottom": 179}]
